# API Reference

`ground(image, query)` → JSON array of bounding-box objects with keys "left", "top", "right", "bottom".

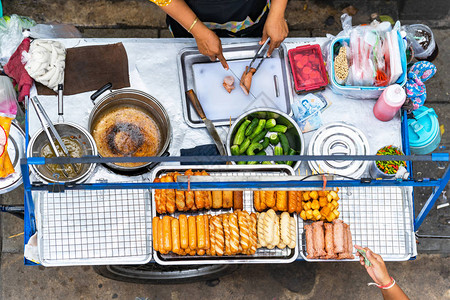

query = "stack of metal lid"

[{"left": 307, "top": 122, "right": 370, "bottom": 179}]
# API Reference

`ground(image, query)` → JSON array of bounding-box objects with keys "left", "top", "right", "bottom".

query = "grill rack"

[
  {"left": 152, "top": 165, "right": 299, "bottom": 265},
  {"left": 36, "top": 188, "right": 152, "bottom": 266},
  {"left": 299, "top": 186, "right": 414, "bottom": 261}
]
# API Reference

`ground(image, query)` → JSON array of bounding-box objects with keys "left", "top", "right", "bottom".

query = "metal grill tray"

[
  {"left": 298, "top": 186, "right": 415, "bottom": 262},
  {"left": 151, "top": 165, "right": 299, "bottom": 265},
  {"left": 36, "top": 188, "right": 152, "bottom": 266}
]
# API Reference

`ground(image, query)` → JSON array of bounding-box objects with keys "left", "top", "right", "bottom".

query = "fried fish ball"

[{"left": 309, "top": 191, "right": 318, "bottom": 200}]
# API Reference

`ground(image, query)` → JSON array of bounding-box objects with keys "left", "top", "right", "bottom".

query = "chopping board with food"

[{"left": 192, "top": 58, "right": 288, "bottom": 122}]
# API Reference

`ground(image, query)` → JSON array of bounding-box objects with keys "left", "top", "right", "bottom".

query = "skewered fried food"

[{"left": 233, "top": 191, "right": 244, "bottom": 210}]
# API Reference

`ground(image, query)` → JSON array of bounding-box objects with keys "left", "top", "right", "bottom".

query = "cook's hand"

[
  {"left": 355, "top": 245, "right": 392, "bottom": 286},
  {"left": 260, "top": 14, "right": 288, "bottom": 57},
  {"left": 192, "top": 25, "right": 229, "bottom": 70}
]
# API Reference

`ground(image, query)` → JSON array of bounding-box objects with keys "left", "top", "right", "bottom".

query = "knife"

[{"left": 185, "top": 89, "right": 227, "bottom": 156}]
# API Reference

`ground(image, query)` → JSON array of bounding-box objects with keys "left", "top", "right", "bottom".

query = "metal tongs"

[
  {"left": 30, "top": 96, "right": 76, "bottom": 179},
  {"left": 247, "top": 37, "right": 271, "bottom": 74}
]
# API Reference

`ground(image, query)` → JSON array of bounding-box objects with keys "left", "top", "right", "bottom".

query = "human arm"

[
  {"left": 260, "top": 0, "right": 289, "bottom": 56},
  {"left": 355, "top": 245, "right": 409, "bottom": 300},
  {"left": 155, "top": 0, "right": 228, "bottom": 69}
]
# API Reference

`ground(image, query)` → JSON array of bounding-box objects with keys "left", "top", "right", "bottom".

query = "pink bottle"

[{"left": 373, "top": 84, "right": 406, "bottom": 121}]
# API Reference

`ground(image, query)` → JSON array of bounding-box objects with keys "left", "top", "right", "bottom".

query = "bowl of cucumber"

[{"left": 226, "top": 108, "right": 304, "bottom": 170}]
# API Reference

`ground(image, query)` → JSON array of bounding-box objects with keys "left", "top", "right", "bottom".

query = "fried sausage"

[
  {"left": 305, "top": 224, "right": 315, "bottom": 258},
  {"left": 222, "top": 213, "right": 232, "bottom": 255},
  {"left": 312, "top": 221, "right": 326, "bottom": 257},
  {"left": 184, "top": 170, "right": 195, "bottom": 210},
  {"left": 295, "top": 191, "right": 303, "bottom": 214},
  {"left": 196, "top": 215, "right": 206, "bottom": 249},
  {"left": 332, "top": 219, "right": 345, "bottom": 254},
  {"left": 222, "top": 191, "right": 233, "bottom": 208},
  {"left": 276, "top": 191, "right": 288, "bottom": 212},
  {"left": 173, "top": 172, "right": 186, "bottom": 211},
  {"left": 179, "top": 214, "right": 189, "bottom": 250},
  {"left": 162, "top": 216, "right": 172, "bottom": 252},
  {"left": 204, "top": 215, "right": 210, "bottom": 250},
  {"left": 209, "top": 216, "right": 216, "bottom": 256},
  {"left": 324, "top": 222, "right": 335, "bottom": 259},
  {"left": 265, "top": 191, "right": 276, "bottom": 208},
  {"left": 156, "top": 177, "right": 167, "bottom": 214},
  {"left": 152, "top": 217, "right": 160, "bottom": 252},
  {"left": 233, "top": 191, "right": 244, "bottom": 210},
  {"left": 171, "top": 218, "right": 181, "bottom": 254},
  {"left": 162, "top": 174, "right": 176, "bottom": 214},
  {"left": 153, "top": 178, "right": 163, "bottom": 214},
  {"left": 229, "top": 213, "right": 240, "bottom": 254},
  {"left": 249, "top": 213, "right": 258, "bottom": 254},
  {"left": 188, "top": 216, "right": 197, "bottom": 250},
  {"left": 280, "top": 212, "right": 291, "bottom": 246},
  {"left": 237, "top": 211, "right": 250, "bottom": 251},
  {"left": 212, "top": 191, "right": 223, "bottom": 209},
  {"left": 288, "top": 191, "right": 297, "bottom": 213},
  {"left": 288, "top": 216, "right": 296, "bottom": 249},
  {"left": 158, "top": 216, "right": 166, "bottom": 254}
]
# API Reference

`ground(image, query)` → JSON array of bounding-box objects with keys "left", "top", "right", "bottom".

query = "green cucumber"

[
  {"left": 265, "top": 118, "right": 277, "bottom": 129},
  {"left": 247, "top": 160, "right": 258, "bottom": 165},
  {"left": 251, "top": 129, "right": 269, "bottom": 144},
  {"left": 286, "top": 148, "right": 297, "bottom": 166},
  {"left": 230, "top": 145, "right": 240, "bottom": 156},
  {"left": 233, "top": 119, "right": 251, "bottom": 145},
  {"left": 260, "top": 137, "right": 270, "bottom": 150},
  {"left": 262, "top": 161, "right": 273, "bottom": 165},
  {"left": 246, "top": 142, "right": 264, "bottom": 156},
  {"left": 278, "top": 133, "right": 289, "bottom": 155},
  {"left": 274, "top": 146, "right": 284, "bottom": 164},
  {"left": 245, "top": 118, "right": 259, "bottom": 136},
  {"left": 237, "top": 161, "right": 247, "bottom": 165},
  {"left": 269, "top": 124, "right": 287, "bottom": 133},
  {"left": 238, "top": 138, "right": 251, "bottom": 154},
  {"left": 256, "top": 150, "right": 267, "bottom": 155},
  {"left": 248, "top": 119, "right": 267, "bottom": 140},
  {"left": 269, "top": 133, "right": 279, "bottom": 145}
]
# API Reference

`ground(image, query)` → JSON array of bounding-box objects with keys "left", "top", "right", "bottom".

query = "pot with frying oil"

[{"left": 40, "top": 136, "right": 83, "bottom": 179}]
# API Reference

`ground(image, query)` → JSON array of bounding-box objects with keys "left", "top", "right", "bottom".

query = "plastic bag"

[
  {"left": 0, "top": 15, "right": 35, "bottom": 65},
  {"left": 28, "top": 24, "right": 82, "bottom": 39},
  {"left": 0, "top": 76, "right": 17, "bottom": 178}
]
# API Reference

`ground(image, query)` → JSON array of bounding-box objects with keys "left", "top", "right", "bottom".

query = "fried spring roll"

[
  {"left": 260, "top": 191, "right": 267, "bottom": 210},
  {"left": 152, "top": 217, "right": 160, "bottom": 252},
  {"left": 324, "top": 223, "right": 336, "bottom": 259},
  {"left": 276, "top": 191, "right": 288, "bottom": 212},
  {"left": 156, "top": 177, "right": 167, "bottom": 214},
  {"left": 162, "top": 174, "right": 176, "bottom": 214},
  {"left": 229, "top": 213, "right": 240, "bottom": 254},
  {"left": 222, "top": 191, "right": 233, "bottom": 208},
  {"left": 201, "top": 171, "right": 212, "bottom": 209},
  {"left": 295, "top": 191, "right": 303, "bottom": 214},
  {"left": 193, "top": 171, "right": 205, "bottom": 209},
  {"left": 212, "top": 191, "right": 223, "bottom": 209},
  {"left": 173, "top": 172, "right": 186, "bottom": 211},
  {"left": 265, "top": 191, "right": 276, "bottom": 208},
  {"left": 253, "top": 191, "right": 261, "bottom": 212},
  {"left": 153, "top": 178, "right": 162, "bottom": 214},
  {"left": 209, "top": 216, "right": 216, "bottom": 256},
  {"left": 312, "top": 221, "right": 326, "bottom": 257},
  {"left": 288, "top": 191, "right": 297, "bottom": 213},
  {"left": 222, "top": 213, "right": 232, "bottom": 255},
  {"left": 346, "top": 224, "right": 354, "bottom": 259},
  {"left": 332, "top": 219, "right": 345, "bottom": 254},
  {"left": 233, "top": 191, "right": 244, "bottom": 210},
  {"left": 338, "top": 224, "right": 354, "bottom": 259}
]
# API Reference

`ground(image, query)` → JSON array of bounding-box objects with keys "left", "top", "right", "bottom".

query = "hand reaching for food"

[{"left": 355, "top": 245, "right": 391, "bottom": 286}]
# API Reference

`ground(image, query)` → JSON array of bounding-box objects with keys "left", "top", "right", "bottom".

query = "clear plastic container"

[{"left": 404, "top": 24, "right": 439, "bottom": 62}]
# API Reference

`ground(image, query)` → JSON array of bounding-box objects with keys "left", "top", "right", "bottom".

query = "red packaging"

[{"left": 288, "top": 44, "right": 328, "bottom": 93}]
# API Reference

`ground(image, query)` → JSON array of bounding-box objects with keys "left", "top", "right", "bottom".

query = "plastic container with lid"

[
  {"left": 288, "top": 44, "right": 328, "bottom": 94},
  {"left": 407, "top": 106, "right": 441, "bottom": 154},
  {"left": 373, "top": 84, "right": 406, "bottom": 121}
]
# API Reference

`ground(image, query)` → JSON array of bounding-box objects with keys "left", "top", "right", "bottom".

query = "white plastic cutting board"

[{"left": 192, "top": 58, "right": 288, "bottom": 121}]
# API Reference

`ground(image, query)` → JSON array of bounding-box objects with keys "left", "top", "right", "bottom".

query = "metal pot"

[
  {"left": 27, "top": 122, "right": 97, "bottom": 183},
  {"left": 226, "top": 108, "right": 305, "bottom": 170},
  {"left": 88, "top": 84, "right": 172, "bottom": 173}
]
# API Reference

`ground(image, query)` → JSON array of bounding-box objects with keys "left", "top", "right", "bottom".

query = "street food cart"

[{"left": 12, "top": 36, "right": 449, "bottom": 281}]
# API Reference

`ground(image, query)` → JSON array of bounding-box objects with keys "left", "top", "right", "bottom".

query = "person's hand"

[
  {"left": 192, "top": 24, "right": 229, "bottom": 69},
  {"left": 260, "top": 13, "right": 288, "bottom": 57},
  {"left": 355, "top": 245, "right": 392, "bottom": 286}
]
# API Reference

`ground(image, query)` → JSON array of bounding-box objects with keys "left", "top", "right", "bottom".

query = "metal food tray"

[
  {"left": 36, "top": 188, "right": 152, "bottom": 266},
  {"left": 178, "top": 43, "right": 293, "bottom": 128},
  {"left": 151, "top": 165, "right": 299, "bottom": 265},
  {"left": 298, "top": 186, "right": 415, "bottom": 262}
]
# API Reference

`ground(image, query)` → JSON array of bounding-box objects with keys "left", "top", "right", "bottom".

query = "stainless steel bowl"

[
  {"left": 226, "top": 108, "right": 305, "bottom": 170},
  {"left": 27, "top": 122, "right": 97, "bottom": 183},
  {"left": 88, "top": 89, "right": 172, "bottom": 172}
]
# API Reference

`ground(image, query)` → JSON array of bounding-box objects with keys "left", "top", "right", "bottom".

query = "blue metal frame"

[{"left": 21, "top": 108, "right": 450, "bottom": 265}]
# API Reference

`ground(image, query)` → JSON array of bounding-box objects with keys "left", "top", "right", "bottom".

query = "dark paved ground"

[{"left": 1, "top": 1, "right": 449, "bottom": 299}]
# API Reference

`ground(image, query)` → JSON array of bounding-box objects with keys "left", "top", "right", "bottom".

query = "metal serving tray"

[
  {"left": 298, "top": 186, "right": 415, "bottom": 262},
  {"left": 178, "top": 43, "right": 294, "bottom": 128},
  {"left": 36, "top": 188, "right": 152, "bottom": 266},
  {"left": 150, "top": 165, "right": 299, "bottom": 265}
]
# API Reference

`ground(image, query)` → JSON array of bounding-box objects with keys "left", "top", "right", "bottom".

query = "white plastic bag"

[{"left": 0, "top": 15, "right": 35, "bottom": 65}]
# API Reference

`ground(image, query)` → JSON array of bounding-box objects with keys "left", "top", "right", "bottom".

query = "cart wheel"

[{"left": 93, "top": 264, "right": 240, "bottom": 284}]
